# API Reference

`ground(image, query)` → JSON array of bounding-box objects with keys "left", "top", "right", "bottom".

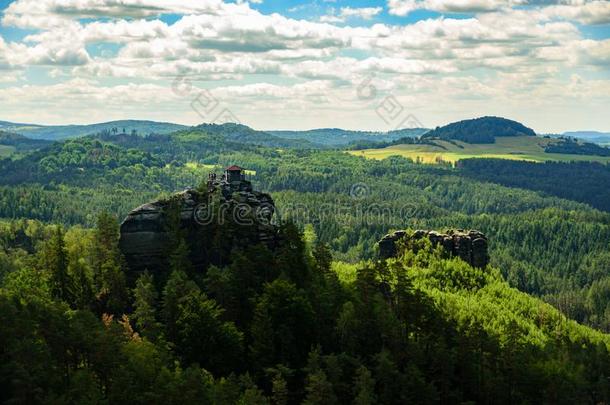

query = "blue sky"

[{"left": 0, "top": 0, "right": 609, "bottom": 132}]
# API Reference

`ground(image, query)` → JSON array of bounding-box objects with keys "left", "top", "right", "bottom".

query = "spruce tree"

[
  {"left": 352, "top": 366, "right": 376, "bottom": 405},
  {"left": 45, "top": 225, "right": 73, "bottom": 303},
  {"left": 132, "top": 271, "right": 161, "bottom": 341}
]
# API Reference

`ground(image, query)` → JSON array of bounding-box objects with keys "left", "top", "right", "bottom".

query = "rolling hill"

[
  {"left": 422, "top": 116, "right": 536, "bottom": 144},
  {"left": 194, "top": 123, "right": 320, "bottom": 148},
  {"left": 268, "top": 127, "right": 428, "bottom": 146},
  {"left": 0, "top": 131, "right": 53, "bottom": 153},
  {"left": 0, "top": 120, "right": 187, "bottom": 140},
  {"left": 563, "top": 131, "right": 610, "bottom": 145}
]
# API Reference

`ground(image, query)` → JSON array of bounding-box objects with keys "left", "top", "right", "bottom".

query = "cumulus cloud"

[
  {"left": 0, "top": 0, "right": 608, "bottom": 131},
  {"left": 388, "top": 0, "right": 610, "bottom": 23},
  {"left": 543, "top": 1, "right": 610, "bottom": 25},
  {"left": 321, "top": 6, "right": 383, "bottom": 22},
  {"left": 1, "top": 0, "right": 242, "bottom": 28}
]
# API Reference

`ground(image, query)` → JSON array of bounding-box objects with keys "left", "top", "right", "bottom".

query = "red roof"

[{"left": 225, "top": 165, "right": 243, "bottom": 171}]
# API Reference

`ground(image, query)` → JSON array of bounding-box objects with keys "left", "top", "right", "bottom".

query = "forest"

[
  {"left": 2, "top": 124, "right": 610, "bottom": 402},
  {"left": 544, "top": 138, "right": 610, "bottom": 157}
]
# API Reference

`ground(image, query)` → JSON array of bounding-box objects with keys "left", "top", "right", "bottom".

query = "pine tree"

[
  {"left": 250, "top": 279, "right": 315, "bottom": 370},
  {"left": 270, "top": 373, "right": 289, "bottom": 405},
  {"left": 92, "top": 211, "right": 129, "bottom": 315},
  {"left": 162, "top": 269, "right": 199, "bottom": 343},
  {"left": 93, "top": 211, "right": 120, "bottom": 290},
  {"left": 71, "top": 258, "right": 94, "bottom": 309},
  {"left": 44, "top": 225, "right": 73, "bottom": 303},
  {"left": 132, "top": 271, "right": 161, "bottom": 341},
  {"left": 101, "top": 261, "right": 129, "bottom": 315},
  {"left": 302, "top": 370, "right": 337, "bottom": 405},
  {"left": 352, "top": 366, "right": 376, "bottom": 405}
]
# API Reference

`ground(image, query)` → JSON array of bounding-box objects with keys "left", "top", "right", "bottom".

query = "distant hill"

[
  {"left": 268, "top": 127, "right": 428, "bottom": 146},
  {"left": 564, "top": 131, "right": 610, "bottom": 138},
  {"left": 423, "top": 116, "right": 535, "bottom": 144},
  {"left": 0, "top": 120, "right": 187, "bottom": 140},
  {"left": 194, "top": 123, "right": 321, "bottom": 148},
  {"left": 0, "top": 119, "right": 429, "bottom": 147},
  {"left": 0, "top": 131, "right": 52, "bottom": 152},
  {"left": 562, "top": 131, "right": 610, "bottom": 145}
]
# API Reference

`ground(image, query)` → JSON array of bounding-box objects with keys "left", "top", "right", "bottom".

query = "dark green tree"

[
  {"left": 43, "top": 225, "right": 73, "bottom": 303},
  {"left": 132, "top": 271, "right": 161, "bottom": 341}
]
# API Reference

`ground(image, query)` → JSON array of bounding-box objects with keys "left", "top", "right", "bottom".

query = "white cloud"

[
  {"left": 1, "top": 0, "right": 242, "bottom": 28},
  {"left": 388, "top": 0, "right": 514, "bottom": 15},
  {"left": 321, "top": 6, "right": 383, "bottom": 22},
  {"left": 388, "top": 0, "right": 610, "bottom": 24},
  {"left": 544, "top": 1, "right": 610, "bottom": 25},
  {"left": 0, "top": 0, "right": 609, "bottom": 131}
]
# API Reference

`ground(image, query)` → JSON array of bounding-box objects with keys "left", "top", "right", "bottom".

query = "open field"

[
  {"left": 0, "top": 145, "right": 15, "bottom": 158},
  {"left": 350, "top": 136, "right": 610, "bottom": 164}
]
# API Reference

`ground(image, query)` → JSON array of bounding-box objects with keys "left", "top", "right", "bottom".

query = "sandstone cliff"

[
  {"left": 379, "top": 229, "right": 489, "bottom": 268},
  {"left": 119, "top": 179, "right": 279, "bottom": 278}
]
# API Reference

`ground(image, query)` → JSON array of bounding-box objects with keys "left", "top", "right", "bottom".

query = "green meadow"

[
  {"left": 351, "top": 136, "right": 610, "bottom": 164},
  {"left": 0, "top": 145, "right": 15, "bottom": 158}
]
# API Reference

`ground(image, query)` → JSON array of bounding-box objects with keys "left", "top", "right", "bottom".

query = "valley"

[
  {"left": 2, "top": 0, "right": 610, "bottom": 400},
  {"left": 2, "top": 116, "right": 610, "bottom": 403}
]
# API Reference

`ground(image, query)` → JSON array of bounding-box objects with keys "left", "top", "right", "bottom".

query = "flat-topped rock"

[{"left": 379, "top": 229, "right": 489, "bottom": 268}]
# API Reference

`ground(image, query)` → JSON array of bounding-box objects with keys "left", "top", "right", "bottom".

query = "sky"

[{"left": 0, "top": 0, "right": 609, "bottom": 133}]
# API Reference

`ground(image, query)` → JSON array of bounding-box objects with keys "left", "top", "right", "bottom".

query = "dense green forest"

[
  {"left": 2, "top": 121, "right": 610, "bottom": 402},
  {"left": 545, "top": 137, "right": 610, "bottom": 157},
  {"left": 458, "top": 158, "right": 610, "bottom": 211},
  {"left": 3, "top": 130, "right": 610, "bottom": 331},
  {"left": 2, "top": 214, "right": 610, "bottom": 403}
]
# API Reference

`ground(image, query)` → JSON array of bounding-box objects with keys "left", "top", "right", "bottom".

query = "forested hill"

[
  {"left": 268, "top": 127, "right": 428, "bottom": 146},
  {"left": 0, "top": 131, "right": 52, "bottom": 152},
  {"left": 193, "top": 123, "right": 320, "bottom": 148},
  {"left": 0, "top": 119, "right": 187, "bottom": 140},
  {"left": 422, "top": 116, "right": 536, "bottom": 143}
]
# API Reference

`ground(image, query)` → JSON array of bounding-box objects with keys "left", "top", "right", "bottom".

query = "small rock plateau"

[{"left": 379, "top": 229, "right": 489, "bottom": 268}]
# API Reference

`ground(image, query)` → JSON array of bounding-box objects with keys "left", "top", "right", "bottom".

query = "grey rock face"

[
  {"left": 119, "top": 180, "right": 279, "bottom": 278},
  {"left": 378, "top": 229, "right": 489, "bottom": 268}
]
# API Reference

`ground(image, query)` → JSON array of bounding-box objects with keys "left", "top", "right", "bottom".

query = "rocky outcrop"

[
  {"left": 119, "top": 178, "right": 279, "bottom": 278},
  {"left": 379, "top": 229, "right": 489, "bottom": 268}
]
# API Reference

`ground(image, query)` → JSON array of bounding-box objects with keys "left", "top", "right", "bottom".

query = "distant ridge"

[
  {"left": 564, "top": 131, "right": 610, "bottom": 138},
  {"left": 423, "top": 116, "right": 535, "bottom": 144},
  {"left": 193, "top": 122, "right": 319, "bottom": 148},
  {"left": 268, "top": 127, "right": 428, "bottom": 146},
  {"left": 0, "top": 120, "right": 187, "bottom": 140}
]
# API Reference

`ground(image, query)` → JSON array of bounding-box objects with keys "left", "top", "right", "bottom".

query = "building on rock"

[{"left": 119, "top": 165, "right": 279, "bottom": 279}]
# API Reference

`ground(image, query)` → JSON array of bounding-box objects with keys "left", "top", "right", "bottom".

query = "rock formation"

[
  {"left": 119, "top": 172, "right": 279, "bottom": 278},
  {"left": 378, "top": 229, "right": 489, "bottom": 268}
]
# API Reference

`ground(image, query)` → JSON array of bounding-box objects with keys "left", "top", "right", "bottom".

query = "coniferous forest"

[
  {"left": 2, "top": 123, "right": 610, "bottom": 403},
  {"left": 2, "top": 0, "right": 610, "bottom": 400}
]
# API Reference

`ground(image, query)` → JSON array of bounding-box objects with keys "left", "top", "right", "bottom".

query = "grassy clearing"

[
  {"left": 0, "top": 145, "right": 15, "bottom": 158},
  {"left": 184, "top": 162, "right": 217, "bottom": 171},
  {"left": 332, "top": 261, "right": 360, "bottom": 284},
  {"left": 351, "top": 136, "right": 610, "bottom": 164}
]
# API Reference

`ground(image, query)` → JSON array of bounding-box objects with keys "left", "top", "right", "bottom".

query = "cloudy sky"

[{"left": 0, "top": 0, "right": 608, "bottom": 132}]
